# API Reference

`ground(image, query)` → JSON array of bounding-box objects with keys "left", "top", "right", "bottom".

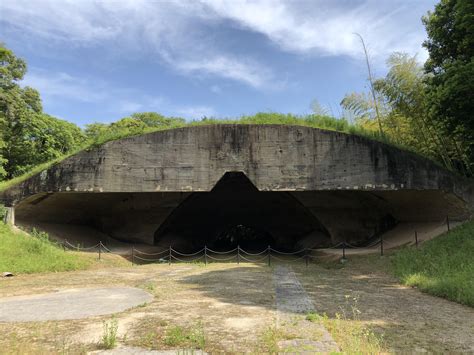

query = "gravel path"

[
  {"left": 0, "top": 287, "right": 153, "bottom": 322},
  {"left": 273, "top": 265, "right": 339, "bottom": 353}
]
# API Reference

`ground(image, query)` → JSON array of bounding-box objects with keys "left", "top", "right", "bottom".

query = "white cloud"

[
  {"left": 24, "top": 68, "right": 216, "bottom": 120},
  {"left": 201, "top": 0, "right": 429, "bottom": 62},
  {"left": 174, "top": 56, "right": 273, "bottom": 89},
  {"left": 1, "top": 0, "right": 430, "bottom": 87},
  {"left": 23, "top": 69, "right": 108, "bottom": 103}
]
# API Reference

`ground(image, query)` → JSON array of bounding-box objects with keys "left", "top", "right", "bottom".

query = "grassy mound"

[
  {"left": 391, "top": 220, "right": 474, "bottom": 307},
  {"left": 1, "top": 112, "right": 426, "bottom": 193},
  {"left": 0, "top": 223, "right": 92, "bottom": 274}
]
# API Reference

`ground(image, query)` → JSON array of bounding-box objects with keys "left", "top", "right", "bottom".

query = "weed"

[
  {"left": 259, "top": 326, "right": 296, "bottom": 353},
  {"left": 305, "top": 311, "right": 321, "bottom": 323},
  {"left": 163, "top": 322, "right": 206, "bottom": 349},
  {"left": 143, "top": 282, "right": 155, "bottom": 291},
  {"left": 101, "top": 317, "right": 119, "bottom": 349},
  {"left": 323, "top": 295, "right": 384, "bottom": 353}
]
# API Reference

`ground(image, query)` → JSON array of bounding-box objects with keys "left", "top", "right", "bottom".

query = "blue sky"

[{"left": 0, "top": 0, "right": 437, "bottom": 127}]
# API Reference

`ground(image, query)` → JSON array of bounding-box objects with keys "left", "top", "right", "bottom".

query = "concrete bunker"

[{"left": 2, "top": 125, "right": 473, "bottom": 250}]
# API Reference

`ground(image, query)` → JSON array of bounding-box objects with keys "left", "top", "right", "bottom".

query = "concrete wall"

[
  {"left": 2, "top": 124, "right": 473, "bottom": 246},
  {"left": 2, "top": 124, "right": 473, "bottom": 204}
]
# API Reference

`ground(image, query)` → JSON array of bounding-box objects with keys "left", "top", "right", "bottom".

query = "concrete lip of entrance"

[{"left": 0, "top": 287, "right": 153, "bottom": 322}]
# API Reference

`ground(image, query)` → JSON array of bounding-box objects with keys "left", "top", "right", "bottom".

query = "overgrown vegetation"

[
  {"left": 392, "top": 220, "right": 474, "bottom": 307},
  {"left": 306, "top": 295, "right": 384, "bottom": 353},
  {"left": 1, "top": 1, "right": 473, "bottom": 190},
  {"left": 0, "top": 223, "right": 91, "bottom": 273}
]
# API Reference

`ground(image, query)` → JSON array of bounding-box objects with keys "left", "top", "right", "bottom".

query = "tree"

[
  {"left": 0, "top": 44, "right": 85, "bottom": 179},
  {"left": 422, "top": 0, "right": 474, "bottom": 174},
  {"left": 130, "top": 112, "right": 185, "bottom": 128}
]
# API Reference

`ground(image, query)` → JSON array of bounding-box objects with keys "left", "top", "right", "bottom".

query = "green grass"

[
  {"left": 0, "top": 223, "right": 92, "bottom": 274},
  {"left": 163, "top": 322, "right": 206, "bottom": 349},
  {"left": 391, "top": 220, "right": 474, "bottom": 307}
]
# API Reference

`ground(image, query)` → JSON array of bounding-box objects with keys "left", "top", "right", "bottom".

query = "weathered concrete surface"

[
  {"left": 2, "top": 124, "right": 473, "bottom": 201},
  {"left": 1, "top": 125, "right": 473, "bottom": 246},
  {"left": 273, "top": 265, "right": 339, "bottom": 352},
  {"left": 0, "top": 287, "right": 153, "bottom": 322}
]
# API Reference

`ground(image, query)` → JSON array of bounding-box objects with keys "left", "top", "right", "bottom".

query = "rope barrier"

[
  {"left": 239, "top": 254, "right": 268, "bottom": 263},
  {"left": 269, "top": 247, "right": 305, "bottom": 255},
  {"left": 170, "top": 247, "right": 205, "bottom": 256},
  {"left": 206, "top": 247, "right": 238, "bottom": 254},
  {"left": 206, "top": 254, "right": 238, "bottom": 261},
  {"left": 64, "top": 241, "right": 100, "bottom": 250},
  {"left": 134, "top": 248, "right": 169, "bottom": 256},
  {"left": 100, "top": 243, "right": 113, "bottom": 253},
  {"left": 63, "top": 234, "right": 418, "bottom": 265},
  {"left": 239, "top": 249, "right": 268, "bottom": 256},
  {"left": 269, "top": 254, "right": 306, "bottom": 262},
  {"left": 133, "top": 255, "right": 168, "bottom": 262},
  {"left": 170, "top": 254, "right": 205, "bottom": 263}
]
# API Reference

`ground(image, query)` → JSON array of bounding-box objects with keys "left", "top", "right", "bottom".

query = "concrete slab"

[{"left": 0, "top": 287, "right": 153, "bottom": 322}]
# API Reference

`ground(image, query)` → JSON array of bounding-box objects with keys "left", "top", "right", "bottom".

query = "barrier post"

[
  {"left": 447, "top": 215, "right": 450, "bottom": 231},
  {"left": 98, "top": 241, "right": 102, "bottom": 260},
  {"left": 63, "top": 239, "right": 67, "bottom": 252},
  {"left": 204, "top": 246, "right": 208, "bottom": 266},
  {"left": 415, "top": 231, "right": 418, "bottom": 249},
  {"left": 305, "top": 248, "right": 309, "bottom": 268},
  {"left": 342, "top": 242, "right": 346, "bottom": 260},
  {"left": 267, "top": 245, "right": 271, "bottom": 267},
  {"left": 237, "top": 245, "right": 240, "bottom": 265},
  {"left": 131, "top": 246, "right": 135, "bottom": 266},
  {"left": 380, "top": 236, "right": 384, "bottom": 256},
  {"left": 169, "top": 246, "right": 171, "bottom": 266}
]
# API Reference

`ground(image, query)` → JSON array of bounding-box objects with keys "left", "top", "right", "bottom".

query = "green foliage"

[
  {"left": 341, "top": 49, "right": 471, "bottom": 175},
  {"left": 392, "top": 220, "right": 474, "bottom": 307},
  {"left": 0, "top": 43, "right": 85, "bottom": 179},
  {"left": 163, "top": 322, "right": 206, "bottom": 349},
  {"left": 0, "top": 203, "right": 7, "bottom": 222},
  {"left": 422, "top": 0, "right": 474, "bottom": 174},
  {"left": 0, "top": 223, "right": 91, "bottom": 273},
  {"left": 101, "top": 317, "right": 119, "bottom": 349}
]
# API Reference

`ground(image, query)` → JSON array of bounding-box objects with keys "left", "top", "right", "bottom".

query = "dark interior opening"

[
  {"left": 154, "top": 172, "right": 330, "bottom": 251},
  {"left": 212, "top": 224, "right": 275, "bottom": 250}
]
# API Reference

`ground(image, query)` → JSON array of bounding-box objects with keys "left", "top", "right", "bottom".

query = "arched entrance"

[{"left": 154, "top": 172, "right": 331, "bottom": 251}]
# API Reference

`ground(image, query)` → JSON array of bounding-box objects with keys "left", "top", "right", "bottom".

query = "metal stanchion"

[
  {"left": 267, "top": 245, "right": 271, "bottom": 266},
  {"left": 380, "top": 236, "right": 384, "bottom": 256},
  {"left": 131, "top": 246, "right": 135, "bottom": 266},
  {"left": 447, "top": 215, "right": 450, "bottom": 231},
  {"left": 415, "top": 231, "right": 418, "bottom": 249},
  {"left": 98, "top": 241, "right": 102, "bottom": 260},
  {"left": 169, "top": 246, "right": 171, "bottom": 266},
  {"left": 237, "top": 245, "right": 240, "bottom": 265},
  {"left": 204, "top": 246, "right": 208, "bottom": 265}
]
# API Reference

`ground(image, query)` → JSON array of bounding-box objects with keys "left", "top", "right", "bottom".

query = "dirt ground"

[{"left": 1, "top": 254, "right": 473, "bottom": 353}]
